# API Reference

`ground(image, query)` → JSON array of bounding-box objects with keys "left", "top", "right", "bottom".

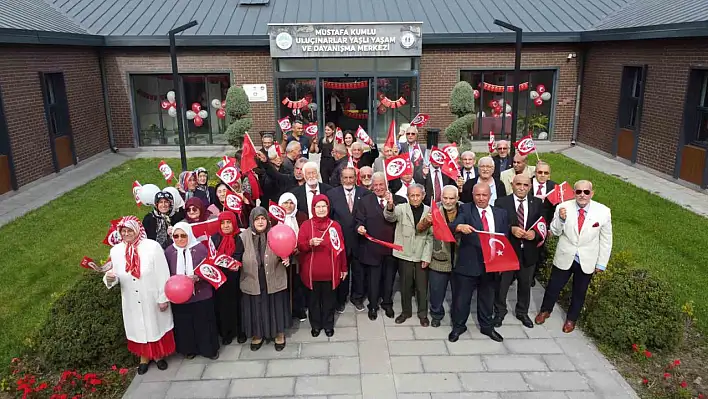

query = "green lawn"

[{"left": 0, "top": 158, "right": 220, "bottom": 366}]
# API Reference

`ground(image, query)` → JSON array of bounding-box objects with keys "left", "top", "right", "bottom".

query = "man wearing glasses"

[
  {"left": 399, "top": 126, "right": 426, "bottom": 182},
  {"left": 460, "top": 156, "right": 506, "bottom": 205},
  {"left": 491, "top": 140, "right": 513, "bottom": 180},
  {"left": 535, "top": 180, "right": 613, "bottom": 333},
  {"left": 531, "top": 161, "right": 557, "bottom": 286}
]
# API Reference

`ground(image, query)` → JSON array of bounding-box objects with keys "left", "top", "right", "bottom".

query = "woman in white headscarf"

[
  {"left": 165, "top": 222, "right": 220, "bottom": 360},
  {"left": 276, "top": 192, "right": 309, "bottom": 322}
]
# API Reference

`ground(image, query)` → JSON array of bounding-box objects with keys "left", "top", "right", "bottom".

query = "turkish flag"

[
  {"left": 410, "top": 113, "right": 430, "bottom": 128},
  {"left": 430, "top": 147, "right": 460, "bottom": 181},
  {"left": 530, "top": 216, "right": 548, "bottom": 247},
  {"left": 191, "top": 219, "right": 221, "bottom": 243},
  {"left": 245, "top": 170, "right": 261, "bottom": 203},
  {"left": 546, "top": 181, "right": 574, "bottom": 205},
  {"left": 431, "top": 205, "right": 456, "bottom": 243},
  {"left": 384, "top": 119, "right": 396, "bottom": 149},
  {"left": 384, "top": 154, "right": 413, "bottom": 181},
  {"left": 475, "top": 230, "right": 520, "bottom": 272},
  {"left": 240, "top": 133, "right": 258, "bottom": 173}
]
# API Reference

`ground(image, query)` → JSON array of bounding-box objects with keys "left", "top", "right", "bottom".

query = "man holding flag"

[{"left": 448, "top": 183, "right": 512, "bottom": 343}]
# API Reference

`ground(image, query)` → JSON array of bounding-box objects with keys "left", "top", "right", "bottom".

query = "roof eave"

[
  {"left": 0, "top": 28, "right": 104, "bottom": 46},
  {"left": 581, "top": 21, "right": 708, "bottom": 42},
  {"left": 102, "top": 35, "right": 270, "bottom": 47},
  {"left": 422, "top": 32, "right": 582, "bottom": 44}
]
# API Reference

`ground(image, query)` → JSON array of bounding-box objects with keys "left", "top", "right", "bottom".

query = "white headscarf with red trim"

[{"left": 117, "top": 216, "right": 147, "bottom": 279}]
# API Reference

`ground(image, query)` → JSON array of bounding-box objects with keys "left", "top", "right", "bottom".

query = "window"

[
  {"left": 696, "top": 72, "right": 708, "bottom": 143},
  {"left": 460, "top": 70, "right": 555, "bottom": 141},
  {"left": 618, "top": 66, "right": 645, "bottom": 129},
  {"left": 131, "top": 74, "right": 230, "bottom": 146},
  {"left": 42, "top": 73, "right": 70, "bottom": 138}
]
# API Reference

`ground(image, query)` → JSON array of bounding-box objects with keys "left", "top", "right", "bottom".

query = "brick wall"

[
  {"left": 420, "top": 44, "right": 581, "bottom": 143},
  {"left": 103, "top": 49, "right": 273, "bottom": 148},
  {"left": 578, "top": 38, "right": 708, "bottom": 176},
  {"left": 0, "top": 45, "right": 108, "bottom": 188}
]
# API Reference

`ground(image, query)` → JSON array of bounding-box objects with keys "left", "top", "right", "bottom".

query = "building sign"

[
  {"left": 268, "top": 22, "right": 422, "bottom": 58},
  {"left": 242, "top": 84, "right": 267, "bottom": 102}
]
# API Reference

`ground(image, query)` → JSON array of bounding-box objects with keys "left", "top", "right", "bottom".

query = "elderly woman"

[
  {"left": 297, "top": 195, "right": 348, "bottom": 337},
  {"left": 178, "top": 171, "right": 209, "bottom": 206},
  {"left": 193, "top": 167, "right": 216, "bottom": 204},
  {"left": 210, "top": 211, "right": 247, "bottom": 345},
  {"left": 143, "top": 191, "right": 185, "bottom": 249},
  {"left": 216, "top": 178, "right": 253, "bottom": 229},
  {"left": 234, "top": 207, "right": 292, "bottom": 351},
  {"left": 165, "top": 222, "right": 219, "bottom": 360},
  {"left": 276, "top": 192, "right": 308, "bottom": 324},
  {"left": 184, "top": 197, "right": 208, "bottom": 224},
  {"left": 103, "top": 216, "right": 174, "bottom": 375}
]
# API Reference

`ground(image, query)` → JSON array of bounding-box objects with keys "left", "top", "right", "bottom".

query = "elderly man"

[
  {"left": 460, "top": 156, "right": 506, "bottom": 205},
  {"left": 417, "top": 185, "right": 461, "bottom": 327},
  {"left": 532, "top": 161, "right": 558, "bottom": 286},
  {"left": 423, "top": 155, "right": 456, "bottom": 206},
  {"left": 282, "top": 140, "right": 301, "bottom": 174},
  {"left": 373, "top": 144, "right": 396, "bottom": 173},
  {"left": 254, "top": 151, "right": 300, "bottom": 198},
  {"left": 500, "top": 154, "right": 536, "bottom": 194},
  {"left": 350, "top": 142, "right": 378, "bottom": 169},
  {"left": 399, "top": 125, "right": 426, "bottom": 181},
  {"left": 457, "top": 151, "right": 478, "bottom": 188},
  {"left": 448, "top": 183, "right": 509, "bottom": 342},
  {"left": 392, "top": 171, "right": 416, "bottom": 201},
  {"left": 359, "top": 166, "right": 374, "bottom": 191},
  {"left": 354, "top": 172, "right": 407, "bottom": 320},
  {"left": 384, "top": 183, "right": 433, "bottom": 326},
  {"left": 494, "top": 174, "right": 543, "bottom": 328},
  {"left": 260, "top": 133, "right": 275, "bottom": 156},
  {"left": 286, "top": 120, "right": 316, "bottom": 158},
  {"left": 491, "top": 140, "right": 513, "bottom": 179},
  {"left": 330, "top": 143, "right": 350, "bottom": 187},
  {"left": 535, "top": 180, "right": 613, "bottom": 333},
  {"left": 291, "top": 161, "right": 332, "bottom": 218}
]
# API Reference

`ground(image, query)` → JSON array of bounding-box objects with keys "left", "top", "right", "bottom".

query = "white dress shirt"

[
  {"left": 533, "top": 180, "right": 548, "bottom": 198},
  {"left": 462, "top": 168, "right": 476, "bottom": 181},
  {"left": 395, "top": 179, "right": 416, "bottom": 201},
  {"left": 488, "top": 181, "right": 498, "bottom": 206},
  {"left": 305, "top": 184, "right": 320, "bottom": 218},
  {"left": 475, "top": 205, "right": 495, "bottom": 232}
]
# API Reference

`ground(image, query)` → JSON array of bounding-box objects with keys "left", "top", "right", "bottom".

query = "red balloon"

[
  {"left": 160, "top": 100, "right": 171, "bottom": 110},
  {"left": 221, "top": 100, "right": 226, "bottom": 109},
  {"left": 216, "top": 109, "right": 226, "bottom": 119},
  {"left": 193, "top": 116, "right": 204, "bottom": 127},
  {"left": 494, "top": 105, "right": 502, "bottom": 114},
  {"left": 267, "top": 224, "right": 297, "bottom": 258},
  {"left": 473, "top": 90, "right": 480, "bottom": 99},
  {"left": 537, "top": 84, "right": 546, "bottom": 94},
  {"left": 165, "top": 275, "right": 194, "bottom": 304},
  {"left": 534, "top": 98, "right": 544, "bottom": 107},
  {"left": 191, "top": 102, "right": 201, "bottom": 113}
]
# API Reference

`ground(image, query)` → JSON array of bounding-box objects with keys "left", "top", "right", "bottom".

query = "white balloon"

[
  {"left": 308, "top": 102, "right": 318, "bottom": 112},
  {"left": 138, "top": 184, "right": 161, "bottom": 206},
  {"left": 168, "top": 107, "right": 177, "bottom": 117},
  {"left": 505, "top": 104, "right": 512, "bottom": 113},
  {"left": 477, "top": 111, "right": 487, "bottom": 118},
  {"left": 163, "top": 186, "right": 184, "bottom": 209},
  {"left": 529, "top": 90, "right": 539, "bottom": 100},
  {"left": 498, "top": 99, "right": 504, "bottom": 106},
  {"left": 538, "top": 131, "right": 548, "bottom": 140},
  {"left": 198, "top": 110, "right": 208, "bottom": 119},
  {"left": 185, "top": 110, "right": 196, "bottom": 120},
  {"left": 211, "top": 98, "right": 222, "bottom": 109},
  {"left": 540, "top": 92, "right": 552, "bottom": 101},
  {"left": 166, "top": 91, "right": 176, "bottom": 103}
]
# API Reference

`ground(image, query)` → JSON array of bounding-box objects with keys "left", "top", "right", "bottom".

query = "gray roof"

[{"left": 1, "top": 0, "right": 708, "bottom": 46}]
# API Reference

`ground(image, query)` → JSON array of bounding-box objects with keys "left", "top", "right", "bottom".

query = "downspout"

[
  {"left": 98, "top": 49, "right": 118, "bottom": 153},
  {"left": 571, "top": 47, "right": 587, "bottom": 146}
]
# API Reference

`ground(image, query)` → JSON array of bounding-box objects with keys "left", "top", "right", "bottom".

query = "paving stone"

[
  {"left": 329, "top": 357, "right": 360, "bottom": 375},
  {"left": 357, "top": 313, "right": 386, "bottom": 339},
  {"left": 523, "top": 325, "right": 553, "bottom": 339},
  {"left": 555, "top": 338, "right": 610, "bottom": 371},
  {"left": 389, "top": 340, "right": 449, "bottom": 355},
  {"left": 398, "top": 394, "right": 432, "bottom": 399},
  {"left": 328, "top": 326, "right": 358, "bottom": 342},
  {"left": 141, "top": 358, "right": 183, "bottom": 382},
  {"left": 166, "top": 380, "right": 230, "bottom": 398},
  {"left": 522, "top": 372, "right": 590, "bottom": 391},
  {"left": 266, "top": 359, "right": 328, "bottom": 377},
  {"left": 124, "top": 381, "right": 170, "bottom": 399},
  {"left": 328, "top": 396, "right": 363, "bottom": 399},
  {"left": 446, "top": 339, "right": 507, "bottom": 355},
  {"left": 216, "top": 344, "right": 242, "bottom": 361},
  {"left": 421, "top": 355, "right": 484, "bottom": 372},
  {"left": 295, "top": 376, "right": 361, "bottom": 395},
  {"left": 504, "top": 339, "right": 563, "bottom": 354},
  {"left": 413, "top": 325, "right": 464, "bottom": 340},
  {"left": 499, "top": 392, "right": 569, "bottom": 399},
  {"left": 459, "top": 372, "right": 529, "bottom": 392},
  {"left": 395, "top": 373, "right": 462, "bottom": 393},
  {"left": 583, "top": 370, "right": 639, "bottom": 397},
  {"left": 483, "top": 355, "right": 548, "bottom": 371},
  {"left": 334, "top": 312, "right": 357, "bottom": 327},
  {"left": 202, "top": 361, "right": 266, "bottom": 379},
  {"left": 361, "top": 373, "right": 397, "bottom": 397},
  {"left": 226, "top": 377, "right": 295, "bottom": 397},
  {"left": 432, "top": 394, "right": 499, "bottom": 399},
  {"left": 385, "top": 326, "right": 415, "bottom": 340},
  {"left": 391, "top": 356, "right": 423, "bottom": 373},
  {"left": 565, "top": 393, "right": 601, "bottom": 399},
  {"left": 238, "top": 343, "right": 300, "bottom": 360},
  {"left": 491, "top": 325, "right": 529, "bottom": 339},
  {"left": 543, "top": 354, "right": 576, "bottom": 371},
  {"left": 300, "top": 342, "right": 358, "bottom": 357},
  {"left": 173, "top": 363, "right": 205, "bottom": 381},
  {"left": 358, "top": 339, "right": 392, "bottom": 374},
  {"left": 287, "top": 326, "right": 321, "bottom": 343}
]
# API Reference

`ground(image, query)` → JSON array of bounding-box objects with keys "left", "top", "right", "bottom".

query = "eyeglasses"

[
  {"left": 187, "top": 207, "right": 199, "bottom": 212},
  {"left": 575, "top": 189, "right": 591, "bottom": 195},
  {"left": 497, "top": 147, "right": 509, "bottom": 150},
  {"left": 406, "top": 132, "right": 416, "bottom": 136},
  {"left": 172, "top": 234, "right": 188, "bottom": 239},
  {"left": 360, "top": 174, "right": 373, "bottom": 178},
  {"left": 536, "top": 171, "right": 550, "bottom": 175}
]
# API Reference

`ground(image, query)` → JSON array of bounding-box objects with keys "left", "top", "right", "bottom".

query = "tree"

[
  {"left": 445, "top": 81, "right": 476, "bottom": 146},
  {"left": 225, "top": 86, "right": 253, "bottom": 148}
]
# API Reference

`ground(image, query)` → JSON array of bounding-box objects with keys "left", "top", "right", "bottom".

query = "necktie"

[
  {"left": 310, "top": 190, "right": 317, "bottom": 196},
  {"left": 379, "top": 198, "right": 385, "bottom": 209},
  {"left": 466, "top": 171, "right": 470, "bottom": 181},
  {"left": 578, "top": 208, "right": 586, "bottom": 233},
  {"left": 536, "top": 184, "right": 543, "bottom": 196},
  {"left": 481, "top": 209, "right": 490, "bottom": 232},
  {"left": 517, "top": 198, "right": 525, "bottom": 228},
  {"left": 347, "top": 190, "right": 354, "bottom": 213},
  {"left": 434, "top": 169, "right": 442, "bottom": 201}
]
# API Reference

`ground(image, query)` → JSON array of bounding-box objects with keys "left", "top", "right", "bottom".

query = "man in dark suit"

[
  {"left": 290, "top": 161, "right": 333, "bottom": 218},
  {"left": 491, "top": 140, "right": 513, "bottom": 179},
  {"left": 282, "top": 141, "right": 301, "bottom": 175},
  {"left": 354, "top": 171, "right": 407, "bottom": 320},
  {"left": 422, "top": 161, "right": 455, "bottom": 206},
  {"left": 493, "top": 174, "right": 543, "bottom": 328},
  {"left": 260, "top": 133, "right": 275, "bottom": 156},
  {"left": 328, "top": 166, "right": 370, "bottom": 312},
  {"left": 398, "top": 125, "right": 426, "bottom": 182},
  {"left": 448, "top": 182, "right": 509, "bottom": 343},
  {"left": 460, "top": 156, "right": 506, "bottom": 205},
  {"left": 531, "top": 161, "right": 557, "bottom": 285},
  {"left": 457, "top": 150, "right": 478, "bottom": 184},
  {"left": 329, "top": 143, "right": 349, "bottom": 187}
]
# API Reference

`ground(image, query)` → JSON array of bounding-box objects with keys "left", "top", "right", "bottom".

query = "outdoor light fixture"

[{"left": 169, "top": 20, "right": 199, "bottom": 172}]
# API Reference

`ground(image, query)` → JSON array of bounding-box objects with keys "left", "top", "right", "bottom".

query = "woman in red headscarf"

[
  {"left": 184, "top": 197, "right": 209, "bottom": 224},
  {"left": 297, "top": 195, "right": 348, "bottom": 338},
  {"left": 103, "top": 216, "right": 175, "bottom": 375},
  {"left": 210, "top": 211, "right": 247, "bottom": 345}
]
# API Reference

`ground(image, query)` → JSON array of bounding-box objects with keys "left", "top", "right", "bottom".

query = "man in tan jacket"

[{"left": 500, "top": 153, "right": 536, "bottom": 194}]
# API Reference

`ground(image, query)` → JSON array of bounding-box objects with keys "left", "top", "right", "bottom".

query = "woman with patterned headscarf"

[
  {"left": 193, "top": 167, "right": 216, "bottom": 204},
  {"left": 178, "top": 171, "right": 208, "bottom": 206},
  {"left": 143, "top": 191, "right": 185, "bottom": 249},
  {"left": 103, "top": 216, "right": 175, "bottom": 375}
]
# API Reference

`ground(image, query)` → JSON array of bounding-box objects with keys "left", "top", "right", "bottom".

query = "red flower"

[
  {"left": 664, "top": 373, "right": 672, "bottom": 379},
  {"left": 644, "top": 350, "right": 652, "bottom": 358},
  {"left": 642, "top": 378, "right": 648, "bottom": 385},
  {"left": 60, "top": 371, "right": 72, "bottom": 381},
  {"left": 89, "top": 378, "right": 102, "bottom": 385},
  {"left": 698, "top": 394, "right": 704, "bottom": 399},
  {"left": 91, "top": 388, "right": 97, "bottom": 392},
  {"left": 632, "top": 343, "right": 639, "bottom": 352},
  {"left": 11, "top": 357, "right": 20, "bottom": 363},
  {"left": 119, "top": 368, "right": 129, "bottom": 375},
  {"left": 111, "top": 365, "right": 117, "bottom": 370},
  {"left": 72, "top": 395, "right": 82, "bottom": 399},
  {"left": 82, "top": 373, "right": 96, "bottom": 382},
  {"left": 35, "top": 382, "right": 49, "bottom": 391},
  {"left": 680, "top": 381, "right": 688, "bottom": 388},
  {"left": 673, "top": 359, "right": 681, "bottom": 366}
]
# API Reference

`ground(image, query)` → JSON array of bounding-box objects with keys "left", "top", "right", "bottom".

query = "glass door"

[{"left": 321, "top": 77, "right": 371, "bottom": 136}]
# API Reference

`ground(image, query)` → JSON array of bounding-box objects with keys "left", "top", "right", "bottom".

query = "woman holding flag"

[{"left": 297, "top": 195, "right": 348, "bottom": 337}]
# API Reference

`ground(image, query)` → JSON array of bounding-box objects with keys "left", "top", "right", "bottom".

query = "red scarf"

[
  {"left": 117, "top": 216, "right": 147, "bottom": 279},
  {"left": 217, "top": 211, "right": 238, "bottom": 256}
]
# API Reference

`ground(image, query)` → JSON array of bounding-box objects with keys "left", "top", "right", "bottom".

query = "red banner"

[{"left": 363, "top": 233, "right": 403, "bottom": 251}]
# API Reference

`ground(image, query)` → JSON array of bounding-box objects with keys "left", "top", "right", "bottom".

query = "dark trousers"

[
  {"left": 308, "top": 281, "right": 336, "bottom": 330},
  {"left": 450, "top": 272, "right": 496, "bottom": 333},
  {"left": 399, "top": 260, "right": 429, "bottom": 318},
  {"left": 494, "top": 265, "right": 534, "bottom": 319},
  {"left": 336, "top": 257, "right": 356, "bottom": 306},
  {"left": 361, "top": 255, "right": 397, "bottom": 311},
  {"left": 350, "top": 258, "right": 366, "bottom": 304},
  {"left": 289, "top": 261, "right": 309, "bottom": 313},
  {"left": 428, "top": 269, "right": 451, "bottom": 321},
  {"left": 540, "top": 261, "right": 593, "bottom": 322}
]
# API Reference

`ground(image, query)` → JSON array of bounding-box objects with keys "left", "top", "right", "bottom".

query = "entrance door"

[
  {"left": 40, "top": 72, "right": 76, "bottom": 171},
  {"left": 614, "top": 66, "right": 647, "bottom": 162},
  {"left": 321, "top": 77, "right": 372, "bottom": 137},
  {"left": 0, "top": 86, "right": 16, "bottom": 193}
]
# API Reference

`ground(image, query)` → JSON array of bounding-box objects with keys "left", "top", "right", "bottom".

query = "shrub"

[
  {"left": 445, "top": 113, "right": 475, "bottom": 145},
  {"left": 225, "top": 86, "right": 253, "bottom": 148},
  {"left": 32, "top": 272, "right": 134, "bottom": 370},
  {"left": 449, "top": 81, "right": 475, "bottom": 117}
]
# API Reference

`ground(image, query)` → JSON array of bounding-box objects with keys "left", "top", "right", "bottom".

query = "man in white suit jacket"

[{"left": 534, "top": 180, "right": 613, "bottom": 333}]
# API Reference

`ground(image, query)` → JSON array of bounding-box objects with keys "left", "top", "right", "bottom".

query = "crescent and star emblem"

[{"left": 488, "top": 237, "right": 506, "bottom": 257}]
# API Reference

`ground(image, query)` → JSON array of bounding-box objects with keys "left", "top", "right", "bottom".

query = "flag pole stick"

[{"left": 535, "top": 150, "right": 541, "bottom": 162}]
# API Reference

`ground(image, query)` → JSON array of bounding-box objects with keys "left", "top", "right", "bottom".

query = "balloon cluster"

[
  {"left": 136, "top": 183, "right": 185, "bottom": 210},
  {"left": 187, "top": 103, "right": 209, "bottom": 127},
  {"left": 529, "top": 84, "right": 552, "bottom": 107},
  {"left": 211, "top": 98, "right": 226, "bottom": 120},
  {"left": 160, "top": 91, "right": 178, "bottom": 118},
  {"left": 488, "top": 99, "right": 513, "bottom": 118}
]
